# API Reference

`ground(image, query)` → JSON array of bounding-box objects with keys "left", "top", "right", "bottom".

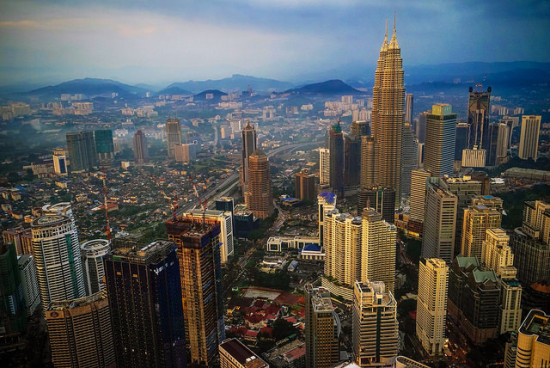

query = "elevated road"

[{"left": 177, "top": 141, "right": 319, "bottom": 215}]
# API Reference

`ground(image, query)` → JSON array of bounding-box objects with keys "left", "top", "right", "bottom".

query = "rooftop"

[
  {"left": 219, "top": 338, "right": 268, "bottom": 367},
  {"left": 519, "top": 309, "right": 550, "bottom": 345}
]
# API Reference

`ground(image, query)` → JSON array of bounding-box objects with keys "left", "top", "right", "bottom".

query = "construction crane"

[
  {"left": 151, "top": 175, "right": 179, "bottom": 220},
  {"left": 189, "top": 175, "right": 208, "bottom": 226},
  {"left": 101, "top": 167, "right": 112, "bottom": 241}
]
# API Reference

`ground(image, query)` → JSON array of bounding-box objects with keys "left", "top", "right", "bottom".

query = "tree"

[{"left": 272, "top": 318, "right": 298, "bottom": 341}]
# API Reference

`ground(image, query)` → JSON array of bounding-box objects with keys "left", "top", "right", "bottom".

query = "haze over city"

[{"left": 1, "top": 0, "right": 550, "bottom": 86}]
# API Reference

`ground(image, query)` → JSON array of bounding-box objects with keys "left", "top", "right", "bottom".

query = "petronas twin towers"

[{"left": 371, "top": 20, "right": 405, "bottom": 202}]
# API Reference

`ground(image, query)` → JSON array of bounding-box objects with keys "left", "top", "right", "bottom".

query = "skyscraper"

[
  {"left": 17, "top": 255, "right": 40, "bottom": 316},
  {"left": 416, "top": 111, "right": 429, "bottom": 144},
  {"left": 400, "top": 121, "right": 417, "bottom": 198},
  {"left": 405, "top": 93, "right": 414, "bottom": 124},
  {"left": 45, "top": 293, "right": 116, "bottom": 368},
  {"left": 424, "top": 104, "right": 456, "bottom": 177},
  {"left": 181, "top": 209, "right": 234, "bottom": 264},
  {"left": 361, "top": 208, "right": 397, "bottom": 293},
  {"left": 360, "top": 136, "right": 376, "bottom": 191},
  {"left": 52, "top": 148, "right": 68, "bottom": 175},
  {"left": 80, "top": 239, "right": 110, "bottom": 296},
  {"left": 240, "top": 120, "right": 257, "bottom": 190},
  {"left": 461, "top": 195, "right": 503, "bottom": 258},
  {"left": 344, "top": 133, "right": 361, "bottom": 187},
  {"left": 518, "top": 115, "right": 541, "bottom": 160},
  {"left": 495, "top": 122, "right": 510, "bottom": 165},
  {"left": 244, "top": 150, "right": 273, "bottom": 219},
  {"left": 31, "top": 214, "right": 85, "bottom": 311},
  {"left": 358, "top": 186, "right": 396, "bottom": 224},
  {"left": 104, "top": 240, "right": 186, "bottom": 368},
  {"left": 319, "top": 148, "right": 331, "bottom": 186},
  {"left": 422, "top": 180, "right": 457, "bottom": 263},
  {"left": 416, "top": 258, "right": 448, "bottom": 356},
  {"left": 94, "top": 128, "right": 115, "bottom": 166},
  {"left": 66, "top": 131, "right": 97, "bottom": 172},
  {"left": 166, "top": 218, "right": 224, "bottom": 366},
  {"left": 409, "top": 169, "right": 432, "bottom": 223},
  {"left": 352, "top": 280, "right": 398, "bottom": 366},
  {"left": 455, "top": 122, "right": 470, "bottom": 162},
  {"left": 133, "top": 129, "right": 149, "bottom": 164},
  {"left": 295, "top": 168, "right": 316, "bottom": 202},
  {"left": 166, "top": 118, "right": 182, "bottom": 159},
  {"left": 467, "top": 85, "right": 491, "bottom": 152},
  {"left": 305, "top": 284, "right": 339, "bottom": 368},
  {"left": 371, "top": 21, "right": 405, "bottom": 201},
  {"left": 329, "top": 122, "right": 345, "bottom": 196}
]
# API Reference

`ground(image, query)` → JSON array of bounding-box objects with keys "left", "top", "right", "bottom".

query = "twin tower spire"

[{"left": 381, "top": 14, "right": 400, "bottom": 51}]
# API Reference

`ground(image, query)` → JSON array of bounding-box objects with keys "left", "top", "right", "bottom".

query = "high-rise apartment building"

[
  {"left": 495, "top": 122, "right": 510, "bottom": 165},
  {"left": 133, "top": 129, "right": 148, "bottom": 164},
  {"left": 358, "top": 186, "right": 395, "bottom": 224},
  {"left": 305, "top": 284, "right": 339, "bottom": 368},
  {"left": 352, "top": 280, "right": 398, "bottom": 366},
  {"left": 166, "top": 218, "right": 224, "bottom": 366},
  {"left": 66, "top": 131, "right": 97, "bottom": 172},
  {"left": 31, "top": 214, "right": 85, "bottom": 311},
  {"left": 219, "top": 338, "right": 269, "bottom": 368},
  {"left": 329, "top": 122, "right": 345, "bottom": 196},
  {"left": 166, "top": 118, "right": 182, "bottom": 159},
  {"left": 319, "top": 148, "right": 331, "bottom": 186},
  {"left": 371, "top": 23, "right": 405, "bottom": 201},
  {"left": 94, "top": 129, "right": 114, "bottom": 166},
  {"left": 323, "top": 210, "right": 362, "bottom": 287},
  {"left": 515, "top": 309, "right": 550, "bottom": 368},
  {"left": 482, "top": 229, "right": 522, "bottom": 334},
  {"left": 416, "top": 258, "right": 448, "bottom": 356},
  {"left": 181, "top": 209, "right": 234, "bottom": 264},
  {"left": 422, "top": 181, "right": 457, "bottom": 263},
  {"left": 244, "top": 150, "right": 274, "bottom": 219},
  {"left": 17, "top": 255, "right": 40, "bottom": 316},
  {"left": 240, "top": 121, "right": 257, "bottom": 190},
  {"left": 46, "top": 293, "right": 115, "bottom": 368},
  {"left": 105, "top": 240, "right": 186, "bottom": 368},
  {"left": 448, "top": 256, "right": 500, "bottom": 345},
  {"left": 518, "top": 115, "right": 541, "bottom": 160},
  {"left": 400, "top": 121, "right": 418, "bottom": 198},
  {"left": 318, "top": 192, "right": 337, "bottom": 247},
  {"left": 461, "top": 195, "right": 503, "bottom": 258},
  {"left": 510, "top": 200, "right": 550, "bottom": 285},
  {"left": 174, "top": 143, "right": 197, "bottom": 163},
  {"left": 295, "top": 168, "right": 316, "bottom": 202},
  {"left": 424, "top": 104, "right": 456, "bottom": 177},
  {"left": 361, "top": 208, "right": 397, "bottom": 293},
  {"left": 80, "top": 239, "right": 110, "bottom": 296}
]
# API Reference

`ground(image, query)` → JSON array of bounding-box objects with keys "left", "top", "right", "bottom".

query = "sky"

[{"left": 1, "top": 0, "right": 549, "bottom": 86}]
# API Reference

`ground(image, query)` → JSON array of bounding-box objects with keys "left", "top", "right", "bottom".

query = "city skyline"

[{"left": 1, "top": 0, "right": 550, "bottom": 86}]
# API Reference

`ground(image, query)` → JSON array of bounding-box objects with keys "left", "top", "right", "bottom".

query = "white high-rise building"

[
  {"left": 352, "top": 280, "right": 398, "bottom": 366},
  {"left": 416, "top": 258, "right": 448, "bottom": 356},
  {"left": 518, "top": 115, "right": 541, "bottom": 160},
  {"left": 318, "top": 191, "right": 337, "bottom": 247},
  {"left": 319, "top": 148, "right": 330, "bottom": 186},
  {"left": 31, "top": 214, "right": 85, "bottom": 311},
  {"left": 182, "top": 209, "right": 234, "bottom": 264},
  {"left": 361, "top": 208, "right": 397, "bottom": 293},
  {"left": 409, "top": 169, "right": 432, "bottom": 223},
  {"left": 80, "top": 239, "right": 111, "bottom": 296},
  {"left": 18, "top": 255, "right": 40, "bottom": 316}
]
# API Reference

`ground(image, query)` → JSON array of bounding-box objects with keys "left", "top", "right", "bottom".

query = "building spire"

[
  {"left": 389, "top": 12, "right": 399, "bottom": 49},
  {"left": 381, "top": 19, "right": 389, "bottom": 52}
]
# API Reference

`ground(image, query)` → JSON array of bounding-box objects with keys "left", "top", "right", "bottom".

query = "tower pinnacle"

[{"left": 389, "top": 13, "right": 399, "bottom": 49}]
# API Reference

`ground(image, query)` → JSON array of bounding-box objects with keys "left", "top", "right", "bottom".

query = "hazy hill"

[
  {"left": 284, "top": 79, "right": 362, "bottom": 95},
  {"left": 26, "top": 78, "right": 147, "bottom": 98},
  {"left": 166, "top": 74, "right": 294, "bottom": 94},
  {"left": 193, "top": 89, "right": 227, "bottom": 101}
]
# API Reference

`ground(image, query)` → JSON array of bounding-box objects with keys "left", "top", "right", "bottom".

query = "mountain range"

[{"left": 13, "top": 61, "right": 550, "bottom": 99}]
